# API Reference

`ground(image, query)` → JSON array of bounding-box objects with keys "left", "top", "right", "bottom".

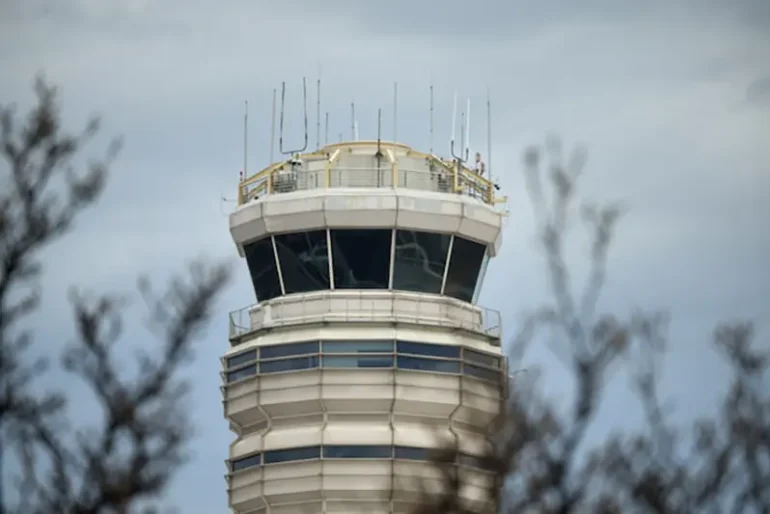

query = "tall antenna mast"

[
  {"left": 376, "top": 107, "right": 383, "bottom": 169},
  {"left": 465, "top": 97, "right": 471, "bottom": 160},
  {"left": 243, "top": 100, "right": 248, "bottom": 174},
  {"left": 279, "top": 77, "right": 309, "bottom": 155},
  {"left": 450, "top": 91, "right": 467, "bottom": 163},
  {"left": 429, "top": 84, "right": 434, "bottom": 154},
  {"left": 487, "top": 88, "right": 492, "bottom": 183},
  {"left": 324, "top": 112, "right": 329, "bottom": 146},
  {"left": 316, "top": 77, "right": 321, "bottom": 150},
  {"left": 269, "top": 89, "right": 276, "bottom": 163},
  {"left": 350, "top": 101, "right": 355, "bottom": 140},
  {"left": 393, "top": 82, "right": 398, "bottom": 142}
]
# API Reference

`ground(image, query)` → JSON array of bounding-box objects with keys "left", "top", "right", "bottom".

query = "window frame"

[
  {"left": 223, "top": 340, "right": 502, "bottom": 384},
  {"left": 228, "top": 445, "right": 496, "bottom": 473}
]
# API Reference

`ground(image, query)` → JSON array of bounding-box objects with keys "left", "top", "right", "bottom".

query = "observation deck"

[
  {"left": 223, "top": 139, "right": 506, "bottom": 514},
  {"left": 236, "top": 140, "right": 505, "bottom": 207}
]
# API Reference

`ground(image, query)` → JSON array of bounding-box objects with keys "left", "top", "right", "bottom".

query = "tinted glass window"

[
  {"left": 274, "top": 230, "right": 330, "bottom": 294},
  {"left": 323, "top": 445, "right": 391, "bottom": 459},
  {"left": 264, "top": 446, "right": 320, "bottom": 464},
  {"left": 227, "top": 364, "right": 257, "bottom": 383},
  {"left": 392, "top": 230, "right": 450, "bottom": 294},
  {"left": 397, "top": 356, "right": 461, "bottom": 373},
  {"left": 322, "top": 355, "right": 394, "bottom": 368},
  {"left": 397, "top": 341, "right": 460, "bottom": 358},
  {"left": 330, "top": 229, "right": 391, "bottom": 289},
  {"left": 227, "top": 350, "right": 257, "bottom": 368},
  {"left": 463, "top": 363, "right": 500, "bottom": 382},
  {"left": 261, "top": 356, "right": 319, "bottom": 374},
  {"left": 244, "top": 238, "right": 282, "bottom": 302},
  {"left": 458, "top": 453, "right": 495, "bottom": 471},
  {"left": 394, "top": 446, "right": 430, "bottom": 460},
  {"left": 464, "top": 349, "right": 500, "bottom": 368},
  {"left": 323, "top": 340, "right": 394, "bottom": 353},
  {"left": 261, "top": 341, "right": 319, "bottom": 359},
  {"left": 444, "top": 236, "right": 486, "bottom": 303},
  {"left": 231, "top": 453, "right": 261, "bottom": 471}
]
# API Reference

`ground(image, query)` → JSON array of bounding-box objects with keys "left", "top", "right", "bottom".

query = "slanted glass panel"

[
  {"left": 322, "top": 340, "right": 394, "bottom": 353},
  {"left": 396, "top": 341, "right": 460, "bottom": 359},
  {"left": 227, "top": 349, "right": 258, "bottom": 368},
  {"left": 244, "top": 238, "right": 282, "bottom": 302},
  {"left": 394, "top": 446, "right": 431, "bottom": 461},
  {"left": 264, "top": 446, "right": 320, "bottom": 464},
  {"left": 231, "top": 453, "right": 261, "bottom": 472},
  {"left": 330, "top": 229, "right": 391, "bottom": 289},
  {"left": 397, "top": 356, "right": 460, "bottom": 374},
  {"left": 226, "top": 364, "right": 257, "bottom": 383},
  {"left": 273, "top": 230, "right": 330, "bottom": 294},
  {"left": 464, "top": 349, "right": 500, "bottom": 368},
  {"left": 260, "top": 356, "right": 319, "bottom": 374},
  {"left": 323, "top": 445, "right": 392, "bottom": 459},
  {"left": 463, "top": 363, "right": 500, "bottom": 383},
  {"left": 261, "top": 341, "right": 319, "bottom": 359},
  {"left": 444, "top": 236, "right": 487, "bottom": 303},
  {"left": 458, "top": 453, "right": 495, "bottom": 471},
  {"left": 322, "top": 355, "right": 394, "bottom": 368},
  {"left": 392, "top": 230, "right": 450, "bottom": 294}
]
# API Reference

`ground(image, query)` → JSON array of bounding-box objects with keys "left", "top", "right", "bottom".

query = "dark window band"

[
  {"left": 230, "top": 445, "right": 494, "bottom": 473},
  {"left": 224, "top": 340, "right": 502, "bottom": 384},
  {"left": 243, "top": 229, "right": 487, "bottom": 304}
]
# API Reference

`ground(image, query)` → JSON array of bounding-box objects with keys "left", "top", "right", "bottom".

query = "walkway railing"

[
  {"left": 228, "top": 290, "right": 502, "bottom": 341},
  {"left": 236, "top": 145, "right": 501, "bottom": 207}
]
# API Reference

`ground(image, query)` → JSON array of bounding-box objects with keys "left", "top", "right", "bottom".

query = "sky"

[{"left": 2, "top": 0, "right": 769, "bottom": 512}]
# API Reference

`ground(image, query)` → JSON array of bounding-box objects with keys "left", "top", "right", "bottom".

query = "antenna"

[
  {"left": 350, "top": 101, "right": 355, "bottom": 140},
  {"left": 324, "top": 112, "right": 329, "bottom": 146},
  {"left": 243, "top": 101, "right": 248, "bottom": 175},
  {"left": 393, "top": 82, "right": 398, "bottom": 142},
  {"left": 316, "top": 77, "right": 321, "bottom": 150},
  {"left": 269, "top": 89, "right": 276, "bottom": 163},
  {"left": 376, "top": 107, "right": 383, "bottom": 173},
  {"left": 450, "top": 91, "right": 467, "bottom": 163},
  {"left": 429, "top": 84, "right": 434, "bottom": 154},
  {"left": 279, "top": 77, "right": 309, "bottom": 155},
  {"left": 487, "top": 88, "right": 492, "bottom": 184},
  {"left": 460, "top": 111, "right": 465, "bottom": 161},
  {"left": 465, "top": 97, "right": 471, "bottom": 160}
]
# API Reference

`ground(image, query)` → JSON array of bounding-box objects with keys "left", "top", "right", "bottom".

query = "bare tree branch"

[
  {"left": 1, "top": 77, "right": 231, "bottom": 514},
  {"left": 414, "top": 137, "right": 769, "bottom": 514}
]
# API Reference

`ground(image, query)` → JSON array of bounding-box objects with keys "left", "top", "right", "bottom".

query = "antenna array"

[{"left": 253, "top": 78, "right": 496, "bottom": 180}]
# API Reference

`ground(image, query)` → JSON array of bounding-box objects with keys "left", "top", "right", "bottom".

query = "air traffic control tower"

[{"left": 222, "top": 84, "right": 507, "bottom": 514}]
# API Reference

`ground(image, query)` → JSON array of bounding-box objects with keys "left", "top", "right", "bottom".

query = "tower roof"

[{"left": 236, "top": 140, "right": 505, "bottom": 207}]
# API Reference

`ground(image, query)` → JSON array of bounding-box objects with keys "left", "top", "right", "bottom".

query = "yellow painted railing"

[{"left": 236, "top": 142, "right": 505, "bottom": 207}]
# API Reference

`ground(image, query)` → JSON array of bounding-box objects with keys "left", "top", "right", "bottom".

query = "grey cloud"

[{"left": 746, "top": 75, "right": 770, "bottom": 105}]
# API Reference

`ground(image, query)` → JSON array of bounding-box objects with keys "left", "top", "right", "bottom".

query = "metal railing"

[
  {"left": 264, "top": 166, "right": 491, "bottom": 201},
  {"left": 228, "top": 290, "right": 502, "bottom": 340},
  {"left": 236, "top": 145, "right": 502, "bottom": 207}
]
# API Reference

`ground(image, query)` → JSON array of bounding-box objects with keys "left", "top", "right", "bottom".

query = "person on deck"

[{"left": 474, "top": 152, "right": 486, "bottom": 176}]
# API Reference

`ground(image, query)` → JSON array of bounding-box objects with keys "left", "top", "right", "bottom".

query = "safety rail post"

[{"left": 237, "top": 180, "right": 244, "bottom": 206}]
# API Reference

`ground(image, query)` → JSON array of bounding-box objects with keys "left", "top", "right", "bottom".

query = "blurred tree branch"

[
  {"left": 1, "top": 78, "right": 231, "bottom": 513},
  {"left": 414, "top": 138, "right": 769, "bottom": 513}
]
